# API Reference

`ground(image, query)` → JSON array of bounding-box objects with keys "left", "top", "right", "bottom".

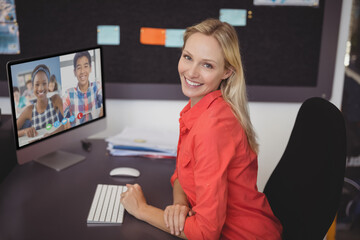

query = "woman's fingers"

[
  {"left": 164, "top": 204, "right": 192, "bottom": 236},
  {"left": 164, "top": 207, "right": 169, "bottom": 228},
  {"left": 120, "top": 184, "right": 147, "bottom": 220},
  {"left": 174, "top": 205, "right": 181, "bottom": 235},
  {"left": 178, "top": 206, "right": 188, "bottom": 232},
  {"left": 168, "top": 206, "right": 175, "bottom": 234}
]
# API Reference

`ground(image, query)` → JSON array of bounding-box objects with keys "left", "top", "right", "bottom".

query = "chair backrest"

[{"left": 263, "top": 97, "right": 347, "bottom": 240}]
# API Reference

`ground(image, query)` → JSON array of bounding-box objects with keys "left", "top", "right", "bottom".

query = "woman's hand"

[
  {"left": 164, "top": 204, "right": 194, "bottom": 236},
  {"left": 120, "top": 184, "right": 148, "bottom": 220}
]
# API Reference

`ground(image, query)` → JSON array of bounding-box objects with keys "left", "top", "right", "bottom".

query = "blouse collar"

[{"left": 180, "top": 90, "right": 222, "bottom": 131}]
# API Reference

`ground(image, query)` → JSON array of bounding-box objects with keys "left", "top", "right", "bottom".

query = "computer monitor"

[{"left": 6, "top": 46, "right": 106, "bottom": 171}]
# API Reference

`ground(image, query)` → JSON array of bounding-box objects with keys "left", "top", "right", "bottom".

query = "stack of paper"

[{"left": 106, "top": 127, "right": 178, "bottom": 159}]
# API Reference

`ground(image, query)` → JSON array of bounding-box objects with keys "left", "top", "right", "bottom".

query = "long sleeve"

[{"left": 183, "top": 119, "right": 236, "bottom": 240}]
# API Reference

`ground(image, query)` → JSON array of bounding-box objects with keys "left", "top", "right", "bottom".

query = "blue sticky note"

[
  {"left": 165, "top": 29, "right": 185, "bottom": 48},
  {"left": 97, "top": 25, "right": 120, "bottom": 45},
  {"left": 219, "top": 9, "right": 247, "bottom": 27},
  {"left": 0, "top": 24, "right": 20, "bottom": 54}
]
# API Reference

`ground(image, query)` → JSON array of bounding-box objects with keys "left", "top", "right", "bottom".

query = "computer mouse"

[{"left": 109, "top": 167, "right": 140, "bottom": 177}]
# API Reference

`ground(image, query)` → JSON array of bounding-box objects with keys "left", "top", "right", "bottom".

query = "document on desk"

[
  {"left": 106, "top": 127, "right": 178, "bottom": 157},
  {"left": 107, "top": 144, "right": 176, "bottom": 158}
]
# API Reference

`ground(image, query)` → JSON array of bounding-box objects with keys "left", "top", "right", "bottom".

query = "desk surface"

[{"left": 0, "top": 139, "right": 178, "bottom": 240}]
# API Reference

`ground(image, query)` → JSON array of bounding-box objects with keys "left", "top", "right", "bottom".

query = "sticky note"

[
  {"left": 97, "top": 25, "right": 120, "bottom": 45},
  {"left": 219, "top": 9, "right": 247, "bottom": 27},
  {"left": 0, "top": 23, "right": 20, "bottom": 54},
  {"left": 253, "top": 0, "right": 319, "bottom": 6},
  {"left": 165, "top": 29, "right": 185, "bottom": 48},
  {"left": 140, "top": 27, "right": 166, "bottom": 46}
]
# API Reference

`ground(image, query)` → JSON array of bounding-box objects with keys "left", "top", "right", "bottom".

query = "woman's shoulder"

[
  {"left": 204, "top": 97, "right": 237, "bottom": 123},
  {"left": 195, "top": 98, "right": 244, "bottom": 137}
]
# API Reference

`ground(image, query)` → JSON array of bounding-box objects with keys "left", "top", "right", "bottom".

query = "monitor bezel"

[{"left": 6, "top": 46, "right": 106, "bottom": 164}]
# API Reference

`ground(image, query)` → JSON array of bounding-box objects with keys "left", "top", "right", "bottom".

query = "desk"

[{"left": 0, "top": 139, "right": 179, "bottom": 240}]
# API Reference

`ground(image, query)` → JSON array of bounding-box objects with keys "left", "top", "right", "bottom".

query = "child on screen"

[
  {"left": 17, "top": 64, "right": 66, "bottom": 138},
  {"left": 62, "top": 51, "right": 103, "bottom": 127}
]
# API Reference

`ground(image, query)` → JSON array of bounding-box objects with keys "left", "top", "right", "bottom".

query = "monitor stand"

[{"left": 34, "top": 150, "right": 85, "bottom": 171}]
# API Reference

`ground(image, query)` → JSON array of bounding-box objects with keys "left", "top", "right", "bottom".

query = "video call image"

[{"left": 9, "top": 48, "right": 104, "bottom": 148}]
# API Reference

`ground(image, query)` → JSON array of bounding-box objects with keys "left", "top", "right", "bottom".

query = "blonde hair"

[{"left": 183, "top": 19, "right": 259, "bottom": 153}]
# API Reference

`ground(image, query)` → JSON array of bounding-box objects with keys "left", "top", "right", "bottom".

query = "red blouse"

[{"left": 171, "top": 90, "right": 282, "bottom": 240}]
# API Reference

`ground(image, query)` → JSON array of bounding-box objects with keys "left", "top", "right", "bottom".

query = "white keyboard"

[{"left": 87, "top": 184, "right": 127, "bottom": 224}]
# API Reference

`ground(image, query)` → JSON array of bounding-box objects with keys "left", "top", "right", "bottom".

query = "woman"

[
  {"left": 17, "top": 64, "right": 65, "bottom": 138},
  {"left": 121, "top": 19, "right": 282, "bottom": 239}
]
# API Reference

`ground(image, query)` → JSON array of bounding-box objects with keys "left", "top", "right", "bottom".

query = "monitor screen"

[{"left": 7, "top": 47, "right": 106, "bottom": 170}]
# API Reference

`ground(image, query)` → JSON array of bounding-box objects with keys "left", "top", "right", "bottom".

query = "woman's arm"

[
  {"left": 121, "top": 184, "right": 188, "bottom": 239},
  {"left": 172, "top": 179, "right": 189, "bottom": 205},
  {"left": 164, "top": 178, "right": 194, "bottom": 236}
]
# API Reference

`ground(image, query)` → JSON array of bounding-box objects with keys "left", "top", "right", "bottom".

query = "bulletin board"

[{"left": 0, "top": 0, "right": 342, "bottom": 102}]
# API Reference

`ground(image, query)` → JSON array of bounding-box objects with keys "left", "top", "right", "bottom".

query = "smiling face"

[
  {"left": 74, "top": 56, "right": 91, "bottom": 90},
  {"left": 178, "top": 33, "right": 232, "bottom": 107},
  {"left": 33, "top": 71, "right": 49, "bottom": 100}
]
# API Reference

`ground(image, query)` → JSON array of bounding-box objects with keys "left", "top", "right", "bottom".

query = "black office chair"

[{"left": 263, "top": 97, "right": 347, "bottom": 240}]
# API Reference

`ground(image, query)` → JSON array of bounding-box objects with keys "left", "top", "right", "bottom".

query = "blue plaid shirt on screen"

[
  {"left": 31, "top": 98, "right": 60, "bottom": 130},
  {"left": 63, "top": 81, "right": 103, "bottom": 127}
]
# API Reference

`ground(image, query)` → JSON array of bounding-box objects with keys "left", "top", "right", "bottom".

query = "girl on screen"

[
  {"left": 17, "top": 64, "right": 66, "bottom": 138},
  {"left": 120, "top": 19, "right": 282, "bottom": 239}
]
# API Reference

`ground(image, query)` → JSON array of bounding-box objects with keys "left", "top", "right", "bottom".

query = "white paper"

[
  {"left": 106, "top": 126, "right": 178, "bottom": 154},
  {"left": 108, "top": 149, "right": 176, "bottom": 157}
]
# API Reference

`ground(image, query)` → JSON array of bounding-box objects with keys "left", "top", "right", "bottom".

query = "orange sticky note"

[{"left": 140, "top": 27, "right": 166, "bottom": 46}]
